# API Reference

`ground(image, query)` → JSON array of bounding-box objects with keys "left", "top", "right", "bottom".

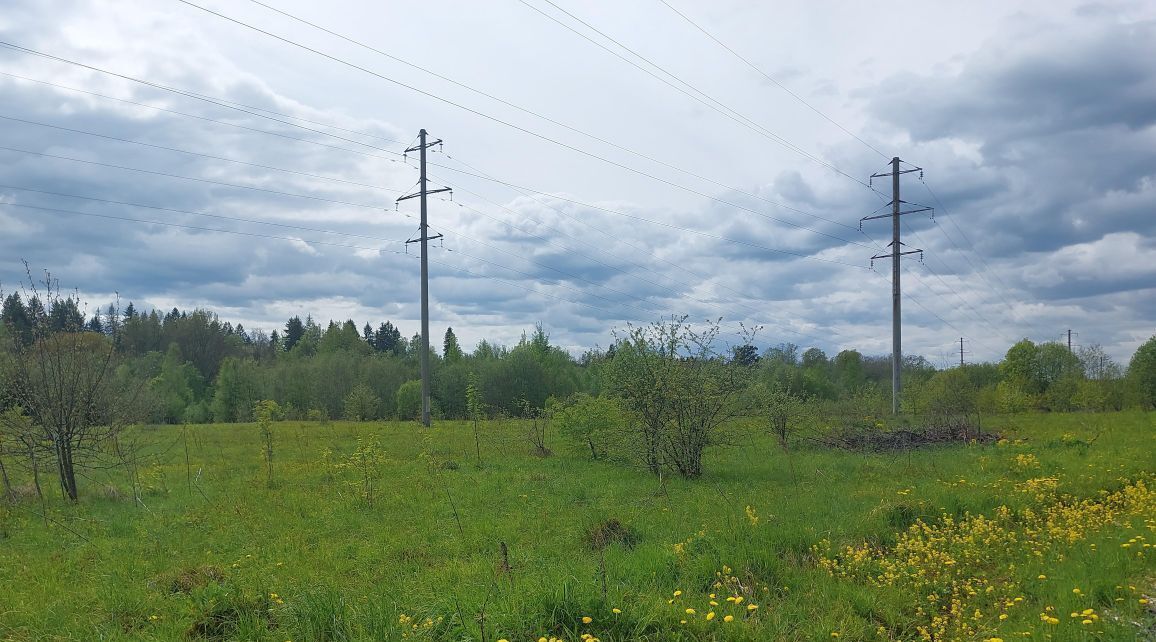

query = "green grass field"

[{"left": 1, "top": 412, "right": 1153, "bottom": 641}]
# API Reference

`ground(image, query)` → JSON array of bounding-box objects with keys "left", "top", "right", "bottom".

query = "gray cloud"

[{"left": 1, "top": 0, "right": 1153, "bottom": 365}]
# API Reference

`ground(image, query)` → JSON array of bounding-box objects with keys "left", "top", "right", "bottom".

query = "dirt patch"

[
  {"left": 585, "top": 518, "right": 639, "bottom": 551},
  {"left": 165, "top": 565, "right": 225, "bottom": 594}
]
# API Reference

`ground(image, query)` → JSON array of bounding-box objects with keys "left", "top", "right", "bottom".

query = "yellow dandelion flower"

[
  {"left": 582, "top": 616, "right": 592, "bottom": 624},
  {"left": 612, "top": 608, "right": 621, "bottom": 614},
  {"left": 685, "top": 608, "right": 696, "bottom": 615},
  {"left": 747, "top": 604, "right": 758, "bottom": 611},
  {"left": 706, "top": 612, "right": 715, "bottom": 621},
  {"left": 724, "top": 615, "right": 734, "bottom": 622}
]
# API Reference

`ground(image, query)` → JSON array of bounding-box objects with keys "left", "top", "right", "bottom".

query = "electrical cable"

[
  {"left": 656, "top": 0, "right": 889, "bottom": 159},
  {"left": 0, "top": 114, "right": 407, "bottom": 194},
  {"left": 165, "top": 3, "right": 875, "bottom": 247}
]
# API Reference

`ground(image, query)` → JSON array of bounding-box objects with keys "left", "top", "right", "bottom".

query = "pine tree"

[
  {"left": 374, "top": 321, "right": 402, "bottom": 355},
  {"left": 283, "top": 316, "right": 305, "bottom": 351},
  {"left": 1, "top": 292, "right": 33, "bottom": 347},
  {"left": 443, "top": 327, "right": 463, "bottom": 362}
]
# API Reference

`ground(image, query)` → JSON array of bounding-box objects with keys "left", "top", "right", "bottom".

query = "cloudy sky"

[{"left": 1, "top": 0, "right": 1154, "bottom": 365}]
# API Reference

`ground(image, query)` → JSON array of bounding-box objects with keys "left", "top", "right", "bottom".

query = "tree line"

[
  {"left": 3, "top": 281, "right": 1156, "bottom": 498},
  {"left": 3, "top": 290, "right": 1154, "bottom": 426}
]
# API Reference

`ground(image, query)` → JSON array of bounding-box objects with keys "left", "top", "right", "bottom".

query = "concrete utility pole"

[
  {"left": 863, "top": 157, "right": 931, "bottom": 415},
  {"left": 397, "top": 129, "right": 451, "bottom": 427},
  {"left": 960, "top": 337, "right": 966, "bottom": 367},
  {"left": 1067, "top": 329, "right": 1075, "bottom": 354}
]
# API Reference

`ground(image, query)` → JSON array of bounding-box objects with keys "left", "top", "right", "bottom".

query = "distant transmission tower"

[
  {"left": 862, "top": 157, "right": 931, "bottom": 415},
  {"left": 397, "top": 129, "right": 451, "bottom": 427}
]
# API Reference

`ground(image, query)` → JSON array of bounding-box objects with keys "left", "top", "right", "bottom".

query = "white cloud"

[{"left": 1, "top": 0, "right": 1153, "bottom": 365}]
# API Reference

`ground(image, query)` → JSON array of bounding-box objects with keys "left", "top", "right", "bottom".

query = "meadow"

[{"left": 0, "top": 412, "right": 1153, "bottom": 641}]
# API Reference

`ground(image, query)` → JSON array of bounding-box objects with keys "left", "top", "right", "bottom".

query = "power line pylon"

[
  {"left": 959, "top": 337, "right": 968, "bottom": 367},
  {"left": 397, "top": 129, "right": 451, "bottom": 427},
  {"left": 863, "top": 157, "right": 931, "bottom": 415}
]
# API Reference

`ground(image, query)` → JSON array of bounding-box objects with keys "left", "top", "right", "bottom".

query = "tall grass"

[{"left": 0, "top": 412, "right": 1152, "bottom": 640}]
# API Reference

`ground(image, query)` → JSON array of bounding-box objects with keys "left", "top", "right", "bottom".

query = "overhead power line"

[
  {"left": 429, "top": 161, "right": 863, "bottom": 267},
  {"left": 0, "top": 114, "right": 406, "bottom": 194},
  {"left": 521, "top": 0, "right": 873, "bottom": 189},
  {"left": 243, "top": 0, "right": 855, "bottom": 233},
  {"left": 0, "top": 200, "right": 654, "bottom": 324},
  {"left": 916, "top": 175, "right": 1044, "bottom": 338},
  {"left": 0, "top": 69, "right": 415, "bottom": 165},
  {"left": 0, "top": 201, "right": 407, "bottom": 249},
  {"left": 166, "top": 3, "right": 872, "bottom": 247},
  {"left": 0, "top": 42, "right": 406, "bottom": 152},
  {"left": 2, "top": 47, "right": 870, "bottom": 268},
  {"left": 1, "top": 44, "right": 962, "bottom": 352},
  {"left": 0, "top": 145, "right": 395, "bottom": 211},
  {"left": 656, "top": 0, "right": 888, "bottom": 159},
  {"left": 432, "top": 152, "right": 854, "bottom": 346},
  {"left": 0, "top": 184, "right": 409, "bottom": 242}
]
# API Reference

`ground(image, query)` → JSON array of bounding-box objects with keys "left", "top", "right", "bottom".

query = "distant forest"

[{"left": 1, "top": 290, "right": 1151, "bottom": 425}]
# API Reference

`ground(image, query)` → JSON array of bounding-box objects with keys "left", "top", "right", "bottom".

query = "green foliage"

[
  {"left": 396, "top": 380, "right": 422, "bottom": 421},
  {"left": 442, "top": 327, "right": 463, "bottom": 363},
  {"left": 1071, "top": 378, "right": 1115, "bottom": 412},
  {"left": 465, "top": 372, "right": 485, "bottom": 464},
  {"left": 342, "top": 383, "right": 380, "bottom": 421},
  {"left": 253, "top": 399, "right": 280, "bottom": 487},
  {"left": 753, "top": 383, "right": 815, "bottom": 448},
  {"left": 211, "top": 358, "right": 259, "bottom": 423},
  {"left": 918, "top": 368, "right": 977, "bottom": 418},
  {"left": 318, "top": 320, "right": 370, "bottom": 355},
  {"left": 2, "top": 413, "right": 1153, "bottom": 640},
  {"left": 603, "top": 317, "right": 752, "bottom": 478},
  {"left": 331, "top": 436, "right": 385, "bottom": 506},
  {"left": 1002, "top": 339, "right": 1082, "bottom": 399},
  {"left": 1002, "top": 339, "right": 1042, "bottom": 393},
  {"left": 995, "top": 379, "right": 1033, "bottom": 414},
  {"left": 150, "top": 343, "right": 206, "bottom": 424},
  {"left": 465, "top": 373, "right": 484, "bottom": 421},
  {"left": 832, "top": 349, "right": 866, "bottom": 396},
  {"left": 554, "top": 393, "right": 621, "bottom": 459},
  {"left": 1041, "top": 372, "right": 1081, "bottom": 412},
  {"left": 1127, "top": 334, "right": 1156, "bottom": 409}
]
